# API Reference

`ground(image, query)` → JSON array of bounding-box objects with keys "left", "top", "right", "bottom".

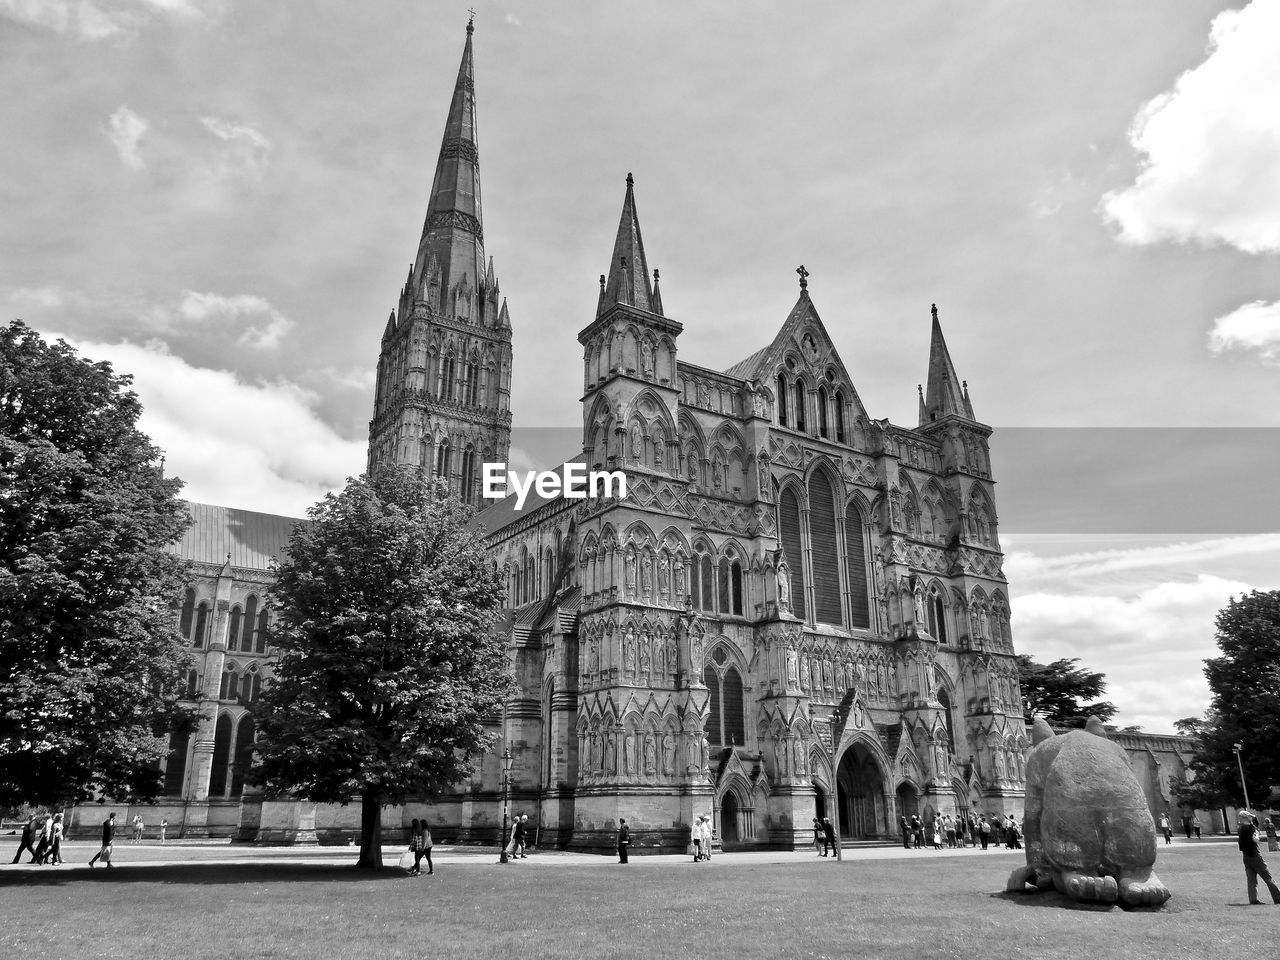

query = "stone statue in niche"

[
  {"left": 589, "top": 734, "right": 600, "bottom": 772},
  {"left": 776, "top": 738, "right": 789, "bottom": 778},
  {"left": 914, "top": 590, "right": 926, "bottom": 625},
  {"left": 639, "top": 640, "right": 651, "bottom": 674},
  {"left": 662, "top": 733, "right": 675, "bottom": 776},
  {"left": 604, "top": 736, "right": 616, "bottom": 774},
  {"left": 785, "top": 647, "right": 798, "bottom": 688},
  {"left": 777, "top": 563, "right": 792, "bottom": 610},
  {"left": 640, "top": 557, "right": 652, "bottom": 598},
  {"left": 691, "top": 636, "right": 703, "bottom": 667},
  {"left": 624, "top": 553, "right": 637, "bottom": 593},
  {"left": 1006, "top": 718, "right": 1171, "bottom": 906},
  {"left": 673, "top": 561, "right": 686, "bottom": 599},
  {"left": 588, "top": 637, "right": 599, "bottom": 673},
  {"left": 640, "top": 339, "right": 654, "bottom": 378},
  {"left": 658, "top": 554, "right": 670, "bottom": 599},
  {"left": 654, "top": 440, "right": 664, "bottom": 467},
  {"left": 666, "top": 637, "right": 678, "bottom": 674},
  {"left": 793, "top": 738, "right": 805, "bottom": 776},
  {"left": 644, "top": 735, "right": 656, "bottom": 775},
  {"left": 623, "top": 733, "right": 635, "bottom": 775},
  {"left": 697, "top": 381, "right": 711, "bottom": 407},
  {"left": 624, "top": 634, "right": 637, "bottom": 675}
]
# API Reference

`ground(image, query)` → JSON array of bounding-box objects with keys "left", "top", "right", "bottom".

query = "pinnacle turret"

[
  {"left": 921, "top": 304, "right": 971, "bottom": 425},
  {"left": 598, "top": 173, "right": 660, "bottom": 318}
]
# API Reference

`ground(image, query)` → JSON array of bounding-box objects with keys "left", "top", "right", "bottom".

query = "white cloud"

[
  {"left": 200, "top": 116, "right": 272, "bottom": 180},
  {"left": 175, "top": 290, "right": 293, "bottom": 349},
  {"left": 1013, "top": 574, "right": 1251, "bottom": 732},
  {"left": 1100, "top": 0, "right": 1280, "bottom": 254},
  {"left": 105, "top": 104, "right": 148, "bottom": 169},
  {"left": 41, "top": 331, "right": 364, "bottom": 516},
  {"left": 312, "top": 366, "right": 377, "bottom": 392},
  {"left": 9, "top": 286, "right": 68, "bottom": 309},
  {"left": 0, "top": 0, "right": 216, "bottom": 40},
  {"left": 504, "top": 12, "right": 521, "bottom": 26},
  {"left": 1207, "top": 299, "right": 1280, "bottom": 364}
]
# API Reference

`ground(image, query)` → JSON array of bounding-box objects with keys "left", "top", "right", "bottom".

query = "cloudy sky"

[{"left": 3, "top": 0, "right": 1278, "bottom": 733}]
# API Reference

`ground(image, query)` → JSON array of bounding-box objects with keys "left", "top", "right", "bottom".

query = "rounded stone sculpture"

[{"left": 1006, "top": 716, "right": 1171, "bottom": 907}]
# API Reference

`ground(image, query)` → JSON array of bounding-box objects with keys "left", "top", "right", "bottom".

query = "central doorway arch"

[{"left": 836, "top": 742, "right": 886, "bottom": 839}]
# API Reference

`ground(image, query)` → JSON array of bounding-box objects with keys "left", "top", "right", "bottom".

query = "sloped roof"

[
  {"left": 168, "top": 501, "right": 302, "bottom": 570},
  {"left": 723, "top": 345, "right": 770, "bottom": 381}
]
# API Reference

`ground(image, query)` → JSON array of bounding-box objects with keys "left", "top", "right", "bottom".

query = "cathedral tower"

[{"left": 368, "top": 18, "right": 513, "bottom": 503}]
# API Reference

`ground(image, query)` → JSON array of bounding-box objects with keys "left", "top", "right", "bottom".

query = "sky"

[{"left": 3, "top": 0, "right": 1279, "bottom": 733}]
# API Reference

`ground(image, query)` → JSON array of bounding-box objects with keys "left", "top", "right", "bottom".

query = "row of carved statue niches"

[
  {"left": 577, "top": 724, "right": 709, "bottom": 783},
  {"left": 783, "top": 646, "right": 907, "bottom": 706},
  {"left": 579, "top": 632, "right": 681, "bottom": 688},
  {"left": 677, "top": 374, "right": 757, "bottom": 419},
  {"left": 764, "top": 733, "right": 815, "bottom": 783}
]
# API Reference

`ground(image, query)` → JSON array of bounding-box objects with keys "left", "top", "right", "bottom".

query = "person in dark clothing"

[
  {"left": 900, "top": 817, "right": 911, "bottom": 850},
  {"left": 1237, "top": 811, "right": 1280, "bottom": 905},
  {"left": 822, "top": 817, "right": 836, "bottom": 857},
  {"left": 910, "top": 814, "right": 923, "bottom": 849},
  {"left": 617, "top": 818, "right": 630, "bottom": 863},
  {"left": 511, "top": 816, "right": 526, "bottom": 860},
  {"left": 88, "top": 812, "right": 116, "bottom": 868},
  {"left": 814, "top": 817, "right": 827, "bottom": 856},
  {"left": 10, "top": 816, "right": 38, "bottom": 864}
]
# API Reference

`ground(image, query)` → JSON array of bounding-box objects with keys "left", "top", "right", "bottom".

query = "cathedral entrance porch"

[{"left": 837, "top": 743, "right": 888, "bottom": 840}]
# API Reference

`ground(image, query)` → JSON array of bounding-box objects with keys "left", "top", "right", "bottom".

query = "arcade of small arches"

[
  {"left": 177, "top": 587, "right": 272, "bottom": 654},
  {"left": 376, "top": 330, "right": 510, "bottom": 416},
  {"left": 774, "top": 364, "right": 857, "bottom": 445},
  {"left": 880, "top": 577, "right": 1014, "bottom": 654},
  {"left": 582, "top": 323, "right": 676, "bottom": 387}
]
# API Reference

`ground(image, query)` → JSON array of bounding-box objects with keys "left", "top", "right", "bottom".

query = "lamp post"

[
  {"left": 498, "top": 746, "right": 513, "bottom": 864},
  {"left": 826, "top": 715, "right": 843, "bottom": 862},
  {"left": 1232, "top": 742, "right": 1251, "bottom": 814}
]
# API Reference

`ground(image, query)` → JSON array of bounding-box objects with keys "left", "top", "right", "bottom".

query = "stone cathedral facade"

[{"left": 69, "top": 22, "right": 1031, "bottom": 847}]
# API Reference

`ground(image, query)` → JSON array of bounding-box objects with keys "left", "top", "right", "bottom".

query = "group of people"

[
  {"left": 899, "top": 812, "right": 1019, "bottom": 851},
  {"left": 810, "top": 817, "right": 837, "bottom": 856},
  {"left": 9, "top": 812, "right": 65, "bottom": 865},
  {"left": 690, "top": 815, "right": 714, "bottom": 861},
  {"left": 504, "top": 814, "right": 531, "bottom": 861},
  {"left": 406, "top": 818, "right": 434, "bottom": 875}
]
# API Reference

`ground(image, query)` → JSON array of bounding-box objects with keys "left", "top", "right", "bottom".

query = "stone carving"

[
  {"left": 644, "top": 735, "right": 656, "bottom": 775},
  {"left": 662, "top": 733, "right": 675, "bottom": 776},
  {"left": 777, "top": 562, "right": 792, "bottom": 610},
  {"left": 1006, "top": 718, "right": 1171, "bottom": 907},
  {"left": 673, "top": 561, "right": 686, "bottom": 600},
  {"left": 624, "top": 733, "right": 635, "bottom": 775},
  {"left": 624, "top": 553, "right": 636, "bottom": 593},
  {"left": 639, "top": 640, "right": 651, "bottom": 674},
  {"left": 640, "top": 339, "right": 654, "bottom": 378},
  {"left": 658, "top": 554, "right": 670, "bottom": 599},
  {"left": 631, "top": 424, "right": 642, "bottom": 461},
  {"left": 640, "top": 556, "right": 652, "bottom": 598},
  {"left": 604, "top": 736, "right": 616, "bottom": 774}
]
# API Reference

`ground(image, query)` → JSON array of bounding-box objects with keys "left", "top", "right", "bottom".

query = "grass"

[{"left": 0, "top": 839, "right": 1271, "bottom": 960}]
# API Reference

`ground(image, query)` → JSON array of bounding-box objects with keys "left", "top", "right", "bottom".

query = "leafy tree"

[
  {"left": 0, "top": 321, "right": 193, "bottom": 808},
  {"left": 1179, "top": 592, "right": 1280, "bottom": 809},
  {"left": 252, "top": 467, "right": 511, "bottom": 869},
  {"left": 1016, "top": 654, "right": 1117, "bottom": 728}
]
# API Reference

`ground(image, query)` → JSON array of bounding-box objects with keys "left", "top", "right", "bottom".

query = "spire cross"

[
  {"left": 796, "top": 264, "right": 809, "bottom": 290},
  {"left": 931, "top": 303, "right": 939, "bottom": 322}
]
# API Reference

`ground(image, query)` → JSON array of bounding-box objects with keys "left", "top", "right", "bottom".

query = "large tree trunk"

[{"left": 356, "top": 790, "right": 382, "bottom": 869}]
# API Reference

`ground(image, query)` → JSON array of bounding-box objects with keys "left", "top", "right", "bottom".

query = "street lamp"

[
  {"left": 1232, "top": 742, "right": 1251, "bottom": 814},
  {"left": 498, "top": 746, "right": 514, "bottom": 864}
]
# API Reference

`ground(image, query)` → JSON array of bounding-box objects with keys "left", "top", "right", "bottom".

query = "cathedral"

[{"left": 67, "top": 21, "right": 1035, "bottom": 850}]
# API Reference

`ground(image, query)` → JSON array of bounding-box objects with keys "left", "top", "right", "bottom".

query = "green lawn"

[{"left": 0, "top": 840, "right": 1270, "bottom": 960}]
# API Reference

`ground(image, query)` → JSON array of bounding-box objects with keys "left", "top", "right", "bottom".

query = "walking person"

[
  {"left": 517, "top": 814, "right": 530, "bottom": 858},
  {"left": 1237, "top": 811, "right": 1280, "bottom": 905},
  {"left": 616, "top": 818, "right": 630, "bottom": 863},
  {"left": 160, "top": 819, "right": 168, "bottom": 844},
  {"left": 690, "top": 817, "right": 704, "bottom": 861},
  {"left": 910, "top": 814, "right": 923, "bottom": 849},
  {"left": 132, "top": 814, "right": 144, "bottom": 844},
  {"left": 822, "top": 817, "right": 836, "bottom": 858},
  {"left": 1158, "top": 813, "right": 1172, "bottom": 845},
  {"left": 979, "top": 816, "right": 991, "bottom": 850},
  {"left": 900, "top": 816, "right": 911, "bottom": 850},
  {"left": 1182, "top": 815, "right": 1193, "bottom": 841},
  {"left": 1264, "top": 815, "right": 1278, "bottom": 853},
  {"left": 88, "top": 812, "right": 116, "bottom": 869},
  {"left": 47, "top": 814, "right": 64, "bottom": 865},
  {"left": 700, "top": 815, "right": 714, "bottom": 861},
  {"left": 10, "top": 815, "right": 39, "bottom": 864},
  {"left": 814, "top": 817, "right": 827, "bottom": 856},
  {"left": 33, "top": 813, "right": 52, "bottom": 864},
  {"left": 931, "top": 816, "right": 943, "bottom": 850},
  {"left": 1192, "top": 815, "right": 1201, "bottom": 839},
  {"left": 420, "top": 818, "right": 434, "bottom": 875},
  {"left": 944, "top": 815, "right": 957, "bottom": 849},
  {"left": 511, "top": 815, "right": 526, "bottom": 860},
  {"left": 408, "top": 818, "right": 425, "bottom": 875}
]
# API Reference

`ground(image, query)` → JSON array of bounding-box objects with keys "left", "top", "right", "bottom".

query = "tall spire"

[
  {"left": 598, "top": 173, "right": 659, "bottom": 317},
  {"left": 921, "top": 303, "right": 969, "bottom": 424},
  {"left": 411, "top": 19, "right": 489, "bottom": 320}
]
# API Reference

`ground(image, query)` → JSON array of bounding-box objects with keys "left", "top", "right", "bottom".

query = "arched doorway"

[
  {"left": 814, "top": 784, "right": 828, "bottom": 820},
  {"left": 721, "top": 792, "right": 740, "bottom": 844},
  {"left": 836, "top": 742, "right": 886, "bottom": 839}
]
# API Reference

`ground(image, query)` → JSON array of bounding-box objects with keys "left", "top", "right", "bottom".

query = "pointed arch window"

[
  {"left": 716, "top": 556, "right": 744, "bottom": 616},
  {"left": 227, "top": 607, "right": 243, "bottom": 653},
  {"left": 807, "top": 472, "right": 841, "bottom": 625},
  {"left": 693, "top": 545, "right": 715, "bottom": 613},
  {"left": 178, "top": 588, "right": 195, "bottom": 638},
  {"left": 705, "top": 649, "right": 746, "bottom": 747},
  {"left": 209, "top": 713, "right": 233, "bottom": 797},
  {"left": 845, "top": 500, "right": 871, "bottom": 629},
  {"left": 192, "top": 602, "right": 209, "bottom": 649},
  {"left": 460, "top": 448, "right": 476, "bottom": 504},
  {"left": 163, "top": 730, "right": 189, "bottom": 796},
  {"left": 255, "top": 607, "right": 269, "bottom": 654},
  {"left": 436, "top": 440, "right": 452, "bottom": 484},
  {"left": 439, "top": 355, "right": 456, "bottom": 400},
  {"left": 835, "top": 390, "right": 846, "bottom": 444},
  {"left": 818, "top": 385, "right": 830, "bottom": 438},
  {"left": 776, "top": 374, "right": 788, "bottom": 427},
  {"left": 242, "top": 595, "right": 258, "bottom": 653},
  {"left": 230, "top": 714, "right": 255, "bottom": 797},
  {"left": 928, "top": 589, "right": 948, "bottom": 644},
  {"left": 186, "top": 669, "right": 199, "bottom": 699},
  {"left": 794, "top": 382, "right": 806, "bottom": 432}
]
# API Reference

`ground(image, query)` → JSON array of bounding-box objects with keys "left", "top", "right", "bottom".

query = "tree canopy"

[
  {"left": 1177, "top": 591, "right": 1280, "bottom": 810},
  {"left": 252, "top": 467, "right": 511, "bottom": 868},
  {"left": 0, "top": 321, "right": 193, "bottom": 808},
  {"left": 1016, "top": 654, "right": 1117, "bottom": 728}
]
